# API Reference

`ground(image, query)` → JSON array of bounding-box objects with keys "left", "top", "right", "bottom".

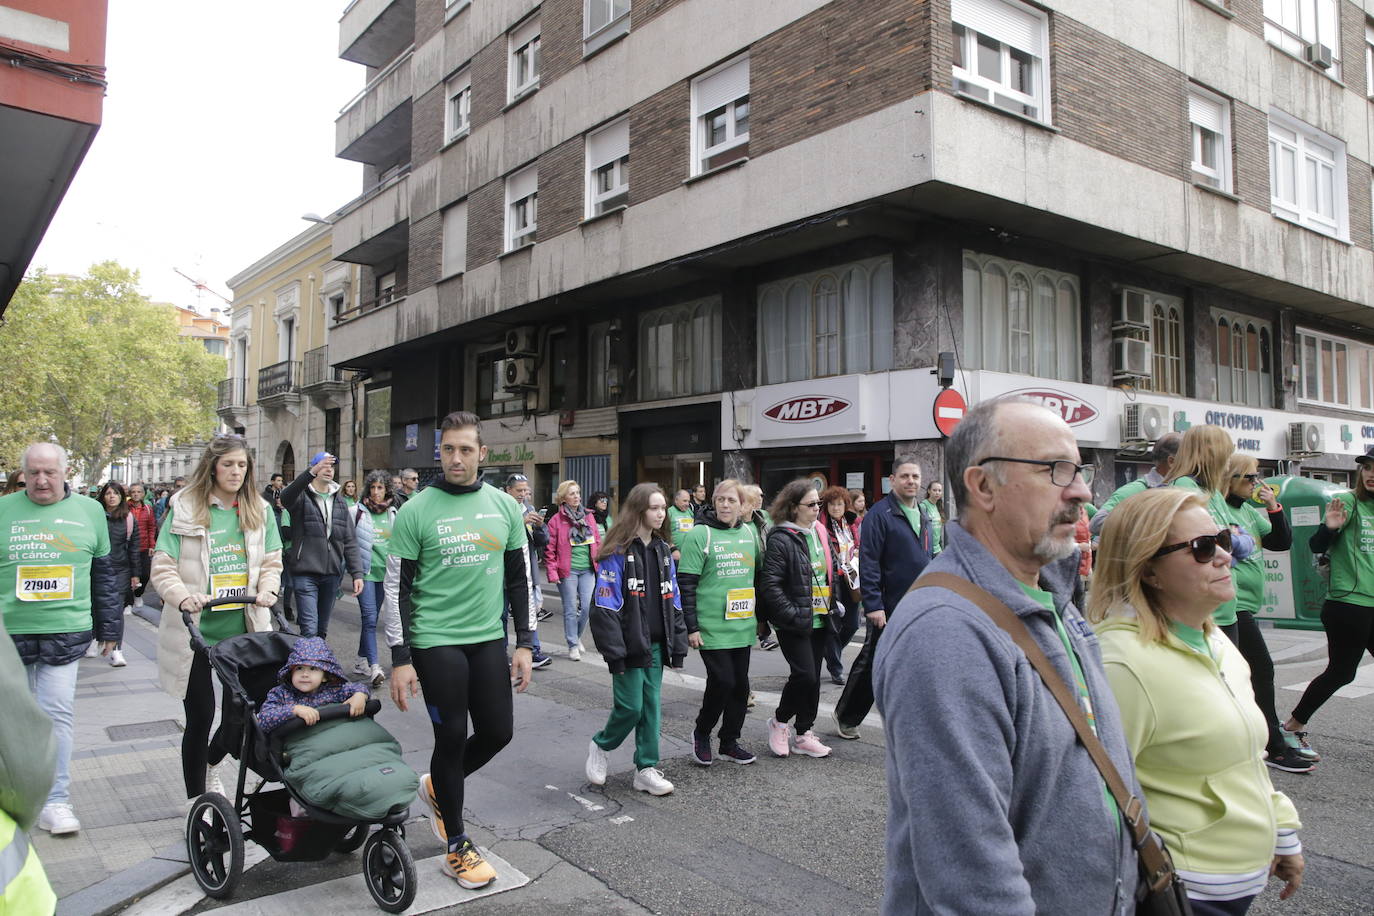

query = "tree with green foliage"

[{"left": 0, "top": 262, "right": 222, "bottom": 483}]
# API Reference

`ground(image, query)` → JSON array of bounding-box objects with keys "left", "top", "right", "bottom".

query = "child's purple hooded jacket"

[{"left": 256, "top": 637, "right": 370, "bottom": 733}]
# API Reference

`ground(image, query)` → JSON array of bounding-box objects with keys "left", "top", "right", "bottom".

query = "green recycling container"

[{"left": 1256, "top": 475, "right": 1344, "bottom": 630}]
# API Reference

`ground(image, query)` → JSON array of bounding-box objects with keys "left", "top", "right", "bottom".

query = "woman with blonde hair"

[
  {"left": 1167, "top": 425, "right": 1254, "bottom": 634},
  {"left": 152, "top": 435, "right": 282, "bottom": 801},
  {"left": 544, "top": 478, "right": 601, "bottom": 659},
  {"left": 1088, "top": 487, "right": 1304, "bottom": 914}
]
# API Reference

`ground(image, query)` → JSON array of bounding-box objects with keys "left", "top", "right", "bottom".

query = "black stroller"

[{"left": 182, "top": 598, "right": 417, "bottom": 912}]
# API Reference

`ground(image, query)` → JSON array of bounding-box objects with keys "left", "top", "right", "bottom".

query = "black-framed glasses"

[
  {"left": 1153, "top": 529, "right": 1233, "bottom": 563},
  {"left": 1231, "top": 473, "right": 1263, "bottom": 483},
  {"left": 977, "top": 457, "right": 1095, "bottom": 487},
  {"left": 798, "top": 499, "right": 822, "bottom": 508}
]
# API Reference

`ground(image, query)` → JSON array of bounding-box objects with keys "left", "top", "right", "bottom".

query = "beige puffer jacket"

[{"left": 151, "top": 490, "right": 282, "bottom": 699}]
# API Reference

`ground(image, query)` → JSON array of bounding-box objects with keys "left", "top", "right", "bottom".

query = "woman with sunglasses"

[
  {"left": 1089, "top": 487, "right": 1304, "bottom": 915},
  {"left": 1224, "top": 456, "right": 1310, "bottom": 773}
]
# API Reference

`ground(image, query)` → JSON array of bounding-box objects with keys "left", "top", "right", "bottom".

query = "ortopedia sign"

[
  {"left": 1005, "top": 388, "right": 1099, "bottom": 427},
  {"left": 762, "top": 396, "right": 852, "bottom": 423}
]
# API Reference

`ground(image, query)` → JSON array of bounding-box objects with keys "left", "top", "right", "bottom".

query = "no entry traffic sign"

[{"left": 933, "top": 388, "right": 967, "bottom": 437}]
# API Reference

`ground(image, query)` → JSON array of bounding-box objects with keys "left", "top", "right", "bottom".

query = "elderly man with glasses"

[{"left": 873, "top": 398, "right": 1141, "bottom": 916}]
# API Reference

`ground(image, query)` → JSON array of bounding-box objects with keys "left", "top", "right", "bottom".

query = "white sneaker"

[
  {"left": 133, "top": 595, "right": 144, "bottom": 608},
  {"left": 569, "top": 645, "right": 582, "bottom": 661},
  {"left": 207, "top": 761, "right": 229, "bottom": 797},
  {"left": 38, "top": 803, "right": 80, "bottom": 835},
  {"left": 577, "top": 639, "right": 586, "bottom": 652},
  {"left": 352, "top": 657, "right": 370, "bottom": 677},
  {"left": 632, "top": 767, "right": 673, "bottom": 796},
  {"left": 109, "top": 649, "right": 127, "bottom": 667},
  {"left": 123, "top": 605, "right": 133, "bottom": 616},
  {"left": 585, "top": 740, "right": 608, "bottom": 785},
  {"left": 84, "top": 641, "right": 100, "bottom": 658},
  {"left": 369, "top": 663, "right": 386, "bottom": 687}
]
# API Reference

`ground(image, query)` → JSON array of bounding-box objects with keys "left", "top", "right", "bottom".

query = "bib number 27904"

[{"left": 17, "top": 565, "right": 74, "bottom": 602}]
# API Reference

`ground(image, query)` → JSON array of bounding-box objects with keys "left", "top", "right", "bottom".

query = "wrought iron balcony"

[
  {"left": 302, "top": 345, "right": 349, "bottom": 392},
  {"left": 216, "top": 378, "right": 246, "bottom": 412},
  {"left": 257, "top": 360, "right": 301, "bottom": 402}
]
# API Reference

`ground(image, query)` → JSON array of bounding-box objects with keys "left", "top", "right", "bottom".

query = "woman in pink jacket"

[{"left": 544, "top": 480, "right": 601, "bottom": 660}]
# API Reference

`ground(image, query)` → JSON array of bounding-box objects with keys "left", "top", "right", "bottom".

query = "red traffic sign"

[{"left": 933, "top": 388, "right": 967, "bottom": 437}]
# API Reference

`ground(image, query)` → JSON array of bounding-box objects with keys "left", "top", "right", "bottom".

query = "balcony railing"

[
  {"left": 303, "top": 346, "right": 346, "bottom": 388},
  {"left": 217, "top": 378, "right": 246, "bottom": 410},
  {"left": 257, "top": 361, "right": 301, "bottom": 400}
]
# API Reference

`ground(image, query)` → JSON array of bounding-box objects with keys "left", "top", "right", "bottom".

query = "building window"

[
  {"left": 951, "top": 0, "right": 1050, "bottom": 123},
  {"left": 508, "top": 16, "right": 541, "bottom": 102},
  {"left": 1215, "top": 312, "right": 1273, "bottom": 408},
  {"left": 1264, "top": 0, "right": 1340, "bottom": 78},
  {"left": 758, "top": 255, "right": 894, "bottom": 385},
  {"left": 1268, "top": 110, "right": 1347, "bottom": 239},
  {"left": 365, "top": 387, "right": 391, "bottom": 438},
  {"left": 963, "top": 253, "right": 1079, "bottom": 382},
  {"left": 476, "top": 348, "right": 524, "bottom": 418},
  {"left": 585, "top": 0, "right": 630, "bottom": 52},
  {"left": 1297, "top": 328, "right": 1374, "bottom": 410},
  {"left": 585, "top": 119, "right": 629, "bottom": 218},
  {"left": 587, "top": 321, "right": 614, "bottom": 407},
  {"left": 1147, "top": 293, "right": 1184, "bottom": 394},
  {"left": 505, "top": 165, "right": 538, "bottom": 251},
  {"left": 548, "top": 330, "right": 569, "bottom": 408},
  {"left": 1189, "top": 87, "right": 1232, "bottom": 193},
  {"left": 377, "top": 271, "right": 398, "bottom": 307},
  {"left": 444, "top": 70, "right": 471, "bottom": 143},
  {"left": 639, "top": 297, "right": 723, "bottom": 399},
  {"left": 441, "top": 201, "right": 467, "bottom": 278},
  {"left": 1366, "top": 22, "right": 1374, "bottom": 96},
  {"left": 691, "top": 55, "right": 749, "bottom": 175}
]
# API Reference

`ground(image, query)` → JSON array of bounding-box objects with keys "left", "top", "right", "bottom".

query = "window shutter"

[
  {"left": 1188, "top": 92, "right": 1224, "bottom": 133},
  {"left": 587, "top": 119, "right": 629, "bottom": 168},
  {"left": 508, "top": 166, "right": 538, "bottom": 202},
  {"left": 511, "top": 15, "right": 539, "bottom": 50},
  {"left": 695, "top": 56, "right": 749, "bottom": 114},
  {"left": 442, "top": 202, "right": 467, "bottom": 276},
  {"left": 951, "top": 0, "right": 1043, "bottom": 55}
]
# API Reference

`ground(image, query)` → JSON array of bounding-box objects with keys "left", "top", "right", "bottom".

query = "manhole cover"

[{"left": 106, "top": 719, "right": 183, "bottom": 741}]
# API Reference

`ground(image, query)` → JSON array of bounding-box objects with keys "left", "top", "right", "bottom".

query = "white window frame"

[
  {"left": 444, "top": 70, "right": 471, "bottom": 144},
  {"left": 505, "top": 165, "right": 538, "bottom": 251},
  {"left": 377, "top": 271, "right": 398, "bottom": 307},
  {"left": 585, "top": 0, "right": 630, "bottom": 53},
  {"left": 1296, "top": 328, "right": 1374, "bottom": 411},
  {"left": 364, "top": 386, "right": 391, "bottom": 438},
  {"left": 1214, "top": 311, "right": 1274, "bottom": 408},
  {"left": 441, "top": 200, "right": 467, "bottom": 278},
  {"left": 1263, "top": 0, "right": 1341, "bottom": 79},
  {"left": 639, "top": 297, "right": 723, "bottom": 399},
  {"left": 1366, "top": 21, "right": 1374, "bottom": 97},
  {"left": 1267, "top": 109, "right": 1348, "bottom": 240},
  {"left": 585, "top": 118, "right": 630, "bottom": 218},
  {"left": 962, "top": 252, "right": 1081, "bottom": 382},
  {"left": 1118, "top": 287, "right": 1185, "bottom": 395},
  {"left": 690, "top": 55, "right": 750, "bottom": 176},
  {"left": 508, "top": 16, "right": 541, "bottom": 102},
  {"left": 950, "top": 0, "right": 1051, "bottom": 125},
  {"left": 1188, "top": 86, "right": 1232, "bottom": 193}
]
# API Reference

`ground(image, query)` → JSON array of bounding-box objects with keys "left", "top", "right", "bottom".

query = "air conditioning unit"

[
  {"left": 1288, "top": 421, "right": 1324, "bottom": 456},
  {"left": 1304, "top": 42, "right": 1334, "bottom": 69},
  {"left": 505, "top": 326, "right": 538, "bottom": 357},
  {"left": 1115, "top": 289, "right": 1149, "bottom": 330},
  {"left": 503, "top": 356, "right": 537, "bottom": 390},
  {"left": 1121, "top": 402, "right": 1169, "bottom": 442},
  {"left": 1113, "top": 337, "right": 1152, "bottom": 379}
]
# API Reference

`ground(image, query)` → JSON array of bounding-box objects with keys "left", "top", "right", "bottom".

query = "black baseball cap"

[{"left": 1356, "top": 446, "right": 1374, "bottom": 466}]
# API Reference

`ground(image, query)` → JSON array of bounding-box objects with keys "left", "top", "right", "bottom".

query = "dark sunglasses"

[
  {"left": 1153, "top": 529, "right": 1232, "bottom": 563},
  {"left": 1230, "top": 473, "right": 1263, "bottom": 483}
]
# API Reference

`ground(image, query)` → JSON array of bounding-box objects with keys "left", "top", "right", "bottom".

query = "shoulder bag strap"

[{"left": 912, "top": 571, "right": 1176, "bottom": 893}]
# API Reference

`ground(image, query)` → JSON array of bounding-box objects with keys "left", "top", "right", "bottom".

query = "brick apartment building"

[{"left": 322, "top": 0, "right": 1374, "bottom": 550}]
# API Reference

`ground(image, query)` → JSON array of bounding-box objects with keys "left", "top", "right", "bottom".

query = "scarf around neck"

[{"left": 562, "top": 502, "right": 592, "bottom": 542}]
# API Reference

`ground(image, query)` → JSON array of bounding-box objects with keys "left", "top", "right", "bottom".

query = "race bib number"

[
  {"left": 17, "top": 565, "right": 74, "bottom": 602},
  {"left": 725, "top": 587, "right": 756, "bottom": 620},
  {"left": 811, "top": 585, "right": 831, "bottom": 613},
  {"left": 676, "top": 516, "right": 694, "bottom": 532},
  {"left": 210, "top": 571, "right": 249, "bottom": 611},
  {"left": 571, "top": 533, "right": 595, "bottom": 547}
]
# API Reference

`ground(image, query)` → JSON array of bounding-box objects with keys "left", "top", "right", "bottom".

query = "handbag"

[{"left": 912, "top": 573, "right": 1194, "bottom": 916}]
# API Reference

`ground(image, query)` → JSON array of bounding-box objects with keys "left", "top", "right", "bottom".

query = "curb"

[{"left": 58, "top": 842, "right": 189, "bottom": 916}]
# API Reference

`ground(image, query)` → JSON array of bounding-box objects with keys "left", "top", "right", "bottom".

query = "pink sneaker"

[
  {"left": 767, "top": 717, "right": 791, "bottom": 757},
  {"left": 793, "top": 730, "right": 832, "bottom": 758}
]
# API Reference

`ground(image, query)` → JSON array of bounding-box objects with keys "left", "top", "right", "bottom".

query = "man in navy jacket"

[{"left": 832, "top": 456, "right": 932, "bottom": 738}]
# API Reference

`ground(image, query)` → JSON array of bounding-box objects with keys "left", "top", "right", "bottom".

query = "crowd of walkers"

[{"left": 7, "top": 392, "right": 1374, "bottom": 910}]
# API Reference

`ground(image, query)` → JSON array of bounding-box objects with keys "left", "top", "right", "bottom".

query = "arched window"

[
  {"left": 813, "top": 274, "right": 840, "bottom": 377},
  {"left": 1214, "top": 311, "right": 1275, "bottom": 407},
  {"left": 638, "top": 298, "right": 722, "bottom": 397},
  {"left": 1032, "top": 275, "right": 1056, "bottom": 379},
  {"left": 1216, "top": 318, "right": 1231, "bottom": 402},
  {"left": 1008, "top": 273, "right": 1031, "bottom": 374},
  {"left": 962, "top": 253, "right": 1080, "bottom": 381},
  {"left": 982, "top": 263, "right": 1008, "bottom": 372}
]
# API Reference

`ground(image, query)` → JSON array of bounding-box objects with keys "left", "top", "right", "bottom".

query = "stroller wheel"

[
  {"left": 186, "top": 793, "right": 244, "bottom": 899},
  {"left": 362, "top": 829, "right": 416, "bottom": 913},
  {"left": 336, "top": 823, "right": 369, "bottom": 853}
]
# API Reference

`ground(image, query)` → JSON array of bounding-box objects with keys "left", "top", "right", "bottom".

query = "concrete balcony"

[
  {"left": 336, "top": 48, "right": 412, "bottom": 167},
  {"left": 339, "top": 0, "right": 414, "bottom": 68},
  {"left": 302, "top": 345, "right": 352, "bottom": 401},
  {"left": 332, "top": 169, "right": 410, "bottom": 266}
]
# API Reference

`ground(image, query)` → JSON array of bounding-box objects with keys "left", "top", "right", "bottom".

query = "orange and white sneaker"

[
  {"left": 417, "top": 773, "right": 447, "bottom": 843},
  {"left": 442, "top": 839, "right": 497, "bottom": 889}
]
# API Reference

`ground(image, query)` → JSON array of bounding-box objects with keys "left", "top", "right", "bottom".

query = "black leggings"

[
  {"left": 411, "top": 639, "right": 513, "bottom": 841},
  {"left": 696, "top": 646, "right": 751, "bottom": 743},
  {"left": 1229, "top": 611, "right": 1284, "bottom": 756},
  {"left": 182, "top": 651, "right": 231, "bottom": 798},
  {"left": 775, "top": 626, "right": 826, "bottom": 733},
  {"left": 1292, "top": 599, "right": 1374, "bottom": 725}
]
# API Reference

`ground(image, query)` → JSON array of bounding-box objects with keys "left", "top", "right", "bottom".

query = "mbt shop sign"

[
  {"left": 763, "top": 396, "right": 852, "bottom": 423},
  {"left": 747, "top": 376, "right": 866, "bottom": 443},
  {"left": 1007, "top": 389, "right": 1099, "bottom": 427}
]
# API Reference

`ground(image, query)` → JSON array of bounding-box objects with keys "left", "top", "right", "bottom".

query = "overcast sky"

[{"left": 32, "top": 1, "right": 364, "bottom": 310}]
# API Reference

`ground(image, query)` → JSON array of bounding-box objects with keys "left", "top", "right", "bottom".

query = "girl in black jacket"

[
  {"left": 585, "top": 483, "right": 687, "bottom": 797},
  {"left": 761, "top": 479, "right": 834, "bottom": 759},
  {"left": 95, "top": 481, "right": 140, "bottom": 667}
]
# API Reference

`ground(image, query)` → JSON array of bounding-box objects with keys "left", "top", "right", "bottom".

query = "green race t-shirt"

[
  {"left": 1169, "top": 620, "right": 1213, "bottom": 659},
  {"left": 569, "top": 519, "right": 595, "bottom": 571},
  {"left": 1230, "top": 501, "right": 1273, "bottom": 613},
  {"left": 919, "top": 500, "right": 943, "bottom": 554},
  {"left": 1326, "top": 491, "right": 1374, "bottom": 607},
  {"left": 806, "top": 526, "right": 827, "bottom": 629},
  {"left": 280, "top": 509, "right": 293, "bottom": 551},
  {"left": 897, "top": 501, "right": 923, "bottom": 539},
  {"left": 1171, "top": 477, "right": 1242, "bottom": 626},
  {"left": 387, "top": 483, "right": 527, "bottom": 648},
  {"left": 668, "top": 507, "right": 695, "bottom": 542},
  {"left": 367, "top": 509, "right": 393, "bottom": 582},
  {"left": 677, "top": 523, "right": 759, "bottom": 649},
  {"left": 0, "top": 491, "right": 110, "bottom": 635}
]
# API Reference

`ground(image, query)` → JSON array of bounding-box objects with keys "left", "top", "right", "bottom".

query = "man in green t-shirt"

[
  {"left": 678, "top": 480, "right": 761, "bottom": 766},
  {"left": 668, "top": 489, "right": 695, "bottom": 548},
  {"left": 0, "top": 443, "right": 121, "bottom": 837},
  {"left": 919, "top": 482, "right": 946, "bottom": 555},
  {"left": 388, "top": 411, "right": 534, "bottom": 891}
]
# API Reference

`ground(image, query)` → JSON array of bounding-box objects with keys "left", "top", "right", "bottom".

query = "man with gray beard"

[{"left": 874, "top": 399, "right": 1141, "bottom": 916}]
